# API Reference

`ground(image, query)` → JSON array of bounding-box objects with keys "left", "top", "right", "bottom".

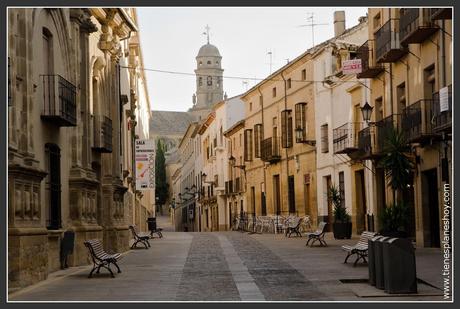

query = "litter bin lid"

[
  {"left": 378, "top": 236, "right": 391, "bottom": 243},
  {"left": 370, "top": 235, "right": 384, "bottom": 242}
]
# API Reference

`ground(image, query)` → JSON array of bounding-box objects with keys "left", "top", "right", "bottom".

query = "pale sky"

[{"left": 137, "top": 7, "right": 368, "bottom": 112}]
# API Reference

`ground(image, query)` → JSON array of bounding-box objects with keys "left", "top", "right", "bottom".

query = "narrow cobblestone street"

[{"left": 9, "top": 216, "right": 445, "bottom": 302}]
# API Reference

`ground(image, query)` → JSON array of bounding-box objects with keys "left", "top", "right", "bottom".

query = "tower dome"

[{"left": 197, "top": 43, "right": 221, "bottom": 58}]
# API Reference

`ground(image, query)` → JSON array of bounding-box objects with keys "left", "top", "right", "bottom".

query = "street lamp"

[
  {"left": 228, "top": 155, "right": 236, "bottom": 167},
  {"left": 361, "top": 102, "right": 373, "bottom": 123}
]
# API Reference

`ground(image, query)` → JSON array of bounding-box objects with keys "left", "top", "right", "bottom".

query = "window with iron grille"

[
  {"left": 321, "top": 124, "right": 329, "bottom": 153},
  {"left": 244, "top": 129, "right": 253, "bottom": 161},
  {"left": 254, "top": 124, "right": 263, "bottom": 158},
  {"left": 339, "top": 171, "right": 345, "bottom": 208},
  {"left": 45, "top": 143, "right": 61, "bottom": 230},
  {"left": 295, "top": 103, "right": 307, "bottom": 142},
  {"left": 281, "top": 110, "right": 293, "bottom": 148}
]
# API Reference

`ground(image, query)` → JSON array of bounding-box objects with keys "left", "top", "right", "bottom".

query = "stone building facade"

[
  {"left": 241, "top": 46, "right": 318, "bottom": 226},
  {"left": 312, "top": 13, "right": 374, "bottom": 234},
  {"left": 8, "top": 8, "right": 152, "bottom": 289},
  {"left": 354, "top": 8, "right": 452, "bottom": 246}
]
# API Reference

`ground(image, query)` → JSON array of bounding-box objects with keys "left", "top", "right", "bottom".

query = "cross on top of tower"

[{"left": 203, "top": 24, "right": 210, "bottom": 44}]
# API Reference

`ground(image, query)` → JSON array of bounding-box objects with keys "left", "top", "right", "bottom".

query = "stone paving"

[{"left": 9, "top": 216, "right": 447, "bottom": 302}]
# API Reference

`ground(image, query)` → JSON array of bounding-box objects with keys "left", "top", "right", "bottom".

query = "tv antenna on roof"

[{"left": 298, "top": 12, "right": 328, "bottom": 47}]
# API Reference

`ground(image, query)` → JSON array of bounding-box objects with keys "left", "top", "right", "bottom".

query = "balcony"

[
  {"left": 402, "top": 99, "right": 441, "bottom": 144},
  {"left": 399, "top": 8, "right": 438, "bottom": 45},
  {"left": 430, "top": 8, "right": 452, "bottom": 20},
  {"left": 375, "top": 19, "right": 408, "bottom": 63},
  {"left": 261, "top": 137, "right": 281, "bottom": 163},
  {"left": 41, "top": 74, "right": 77, "bottom": 126},
  {"left": 92, "top": 115, "right": 113, "bottom": 153},
  {"left": 356, "top": 115, "right": 399, "bottom": 160},
  {"left": 432, "top": 86, "right": 452, "bottom": 133},
  {"left": 356, "top": 40, "right": 385, "bottom": 78},
  {"left": 333, "top": 122, "right": 362, "bottom": 154}
]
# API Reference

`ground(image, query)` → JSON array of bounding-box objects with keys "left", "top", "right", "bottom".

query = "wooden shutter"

[
  {"left": 287, "top": 114, "right": 293, "bottom": 148},
  {"left": 281, "top": 110, "right": 288, "bottom": 148},
  {"left": 295, "top": 103, "right": 307, "bottom": 142},
  {"left": 321, "top": 124, "right": 329, "bottom": 153},
  {"left": 254, "top": 124, "right": 263, "bottom": 158},
  {"left": 244, "top": 129, "right": 253, "bottom": 161}
]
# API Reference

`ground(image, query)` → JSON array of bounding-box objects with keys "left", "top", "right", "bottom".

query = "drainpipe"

[
  {"left": 440, "top": 19, "right": 449, "bottom": 188},
  {"left": 257, "top": 85, "right": 266, "bottom": 219},
  {"left": 280, "top": 70, "right": 289, "bottom": 216}
]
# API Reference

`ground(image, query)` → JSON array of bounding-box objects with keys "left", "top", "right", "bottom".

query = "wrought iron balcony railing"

[
  {"left": 261, "top": 137, "right": 281, "bottom": 163},
  {"left": 356, "top": 40, "right": 385, "bottom": 79},
  {"left": 333, "top": 122, "right": 362, "bottom": 154},
  {"left": 375, "top": 19, "right": 408, "bottom": 63},
  {"left": 399, "top": 8, "right": 438, "bottom": 45},
  {"left": 432, "top": 85, "right": 452, "bottom": 133},
  {"left": 356, "top": 114, "right": 400, "bottom": 159},
  {"left": 402, "top": 99, "right": 440, "bottom": 143},
  {"left": 92, "top": 115, "right": 113, "bottom": 153},
  {"left": 41, "top": 74, "right": 77, "bottom": 126}
]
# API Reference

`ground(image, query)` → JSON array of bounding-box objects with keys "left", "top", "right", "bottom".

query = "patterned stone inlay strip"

[
  {"left": 226, "top": 233, "right": 329, "bottom": 301},
  {"left": 175, "top": 233, "right": 240, "bottom": 301}
]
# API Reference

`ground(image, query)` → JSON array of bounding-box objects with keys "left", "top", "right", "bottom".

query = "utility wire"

[{"left": 119, "top": 65, "right": 367, "bottom": 85}]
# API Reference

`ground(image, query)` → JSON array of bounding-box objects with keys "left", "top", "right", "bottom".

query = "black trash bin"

[
  {"left": 60, "top": 230, "right": 75, "bottom": 269},
  {"left": 368, "top": 235, "right": 384, "bottom": 286},
  {"left": 147, "top": 217, "right": 157, "bottom": 232},
  {"left": 374, "top": 236, "right": 391, "bottom": 290},
  {"left": 383, "top": 237, "right": 417, "bottom": 294}
]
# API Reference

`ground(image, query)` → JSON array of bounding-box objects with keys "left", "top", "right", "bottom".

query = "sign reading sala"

[
  {"left": 135, "top": 139, "right": 155, "bottom": 190},
  {"left": 342, "top": 59, "right": 362, "bottom": 75}
]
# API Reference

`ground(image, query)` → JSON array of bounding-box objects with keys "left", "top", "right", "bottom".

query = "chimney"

[{"left": 334, "top": 11, "right": 346, "bottom": 37}]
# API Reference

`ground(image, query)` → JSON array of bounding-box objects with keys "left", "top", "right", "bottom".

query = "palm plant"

[
  {"left": 378, "top": 127, "right": 414, "bottom": 235},
  {"left": 378, "top": 127, "right": 414, "bottom": 203},
  {"left": 329, "top": 184, "right": 350, "bottom": 223}
]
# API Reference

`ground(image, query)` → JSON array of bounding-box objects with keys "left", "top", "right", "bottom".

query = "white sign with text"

[
  {"left": 342, "top": 59, "right": 362, "bottom": 75},
  {"left": 135, "top": 139, "right": 156, "bottom": 190}
]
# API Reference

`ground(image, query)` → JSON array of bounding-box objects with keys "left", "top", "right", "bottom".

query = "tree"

[{"left": 155, "top": 139, "right": 169, "bottom": 206}]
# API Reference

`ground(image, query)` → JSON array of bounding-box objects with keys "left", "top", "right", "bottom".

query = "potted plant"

[
  {"left": 329, "top": 184, "right": 352, "bottom": 239},
  {"left": 378, "top": 128, "right": 414, "bottom": 237}
]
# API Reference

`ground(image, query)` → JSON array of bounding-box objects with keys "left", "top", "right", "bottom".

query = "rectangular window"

[
  {"left": 244, "top": 129, "right": 253, "bottom": 161},
  {"left": 249, "top": 102, "right": 253, "bottom": 111},
  {"left": 281, "top": 110, "right": 293, "bottom": 148},
  {"left": 254, "top": 124, "right": 263, "bottom": 158},
  {"left": 295, "top": 103, "right": 307, "bottom": 142},
  {"left": 321, "top": 124, "right": 329, "bottom": 153},
  {"left": 301, "top": 69, "right": 306, "bottom": 81},
  {"left": 339, "top": 171, "right": 345, "bottom": 208},
  {"left": 287, "top": 78, "right": 292, "bottom": 89},
  {"left": 272, "top": 87, "right": 277, "bottom": 97}
]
